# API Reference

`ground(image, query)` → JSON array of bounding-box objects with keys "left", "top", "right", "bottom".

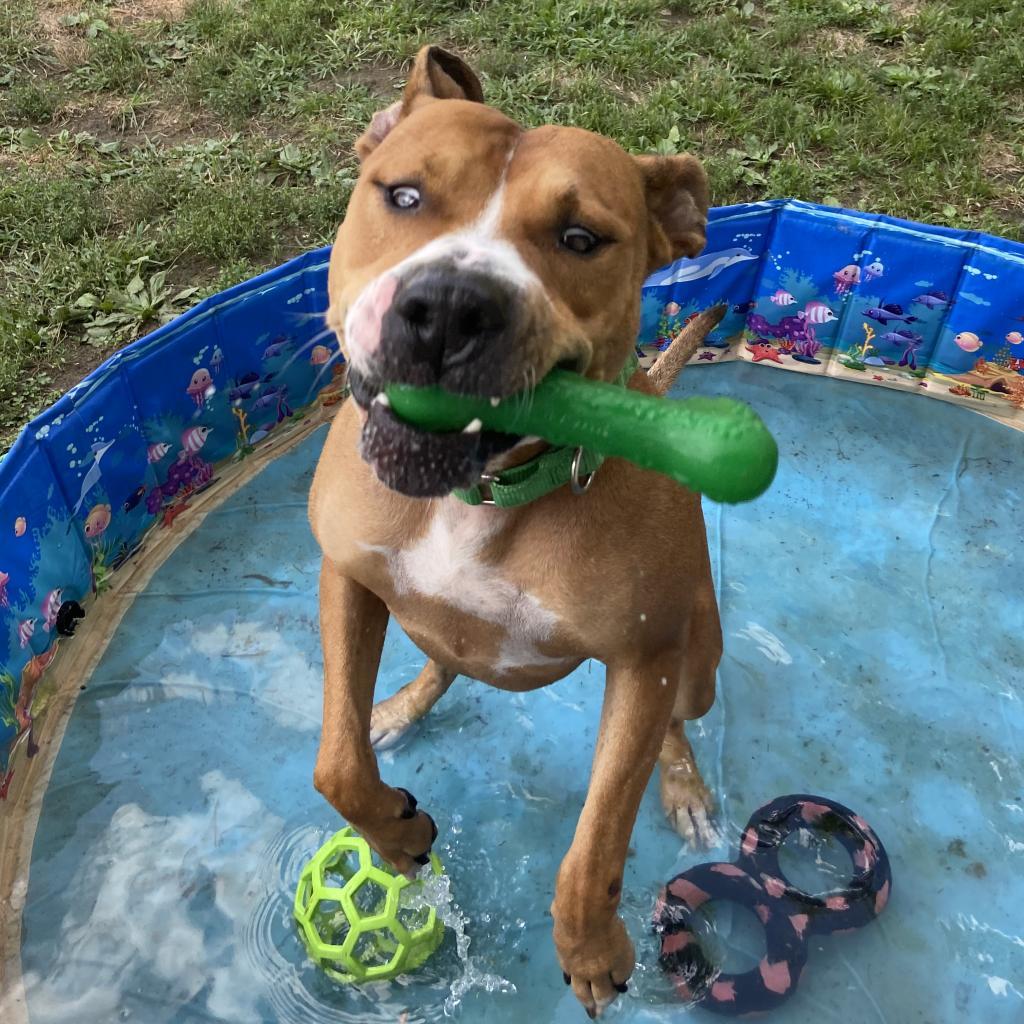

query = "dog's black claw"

[
  {"left": 585, "top": 1008, "right": 596, "bottom": 1020},
  {"left": 613, "top": 981, "right": 629, "bottom": 994},
  {"left": 563, "top": 971, "right": 571, "bottom": 986},
  {"left": 395, "top": 787, "right": 418, "bottom": 819},
  {"left": 427, "top": 812, "right": 438, "bottom": 844},
  {"left": 412, "top": 851, "right": 430, "bottom": 866}
]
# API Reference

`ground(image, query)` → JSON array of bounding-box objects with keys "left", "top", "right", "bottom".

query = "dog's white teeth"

[
  {"left": 489, "top": 396, "right": 501, "bottom": 408},
  {"left": 462, "top": 418, "right": 483, "bottom": 434},
  {"left": 373, "top": 392, "right": 390, "bottom": 408}
]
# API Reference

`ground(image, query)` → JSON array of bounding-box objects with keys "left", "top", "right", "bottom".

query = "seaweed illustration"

[
  {"left": 792, "top": 337, "right": 823, "bottom": 365},
  {"left": 233, "top": 407, "right": 255, "bottom": 462},
  {"left": 0, "top": 671, "right": 16, "bottom": 731},
  {"left": 841, "top": 324, "right": 875, "bottom": 371},
  {"left": 91, "top": 542, "right": 114, "bottom": 594}
]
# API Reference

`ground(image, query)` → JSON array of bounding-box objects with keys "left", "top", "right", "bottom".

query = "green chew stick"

[{"left": 386, "top": 369, "right": 778, "bottom": 504}]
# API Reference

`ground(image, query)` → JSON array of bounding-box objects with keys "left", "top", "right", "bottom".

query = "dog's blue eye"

[
  {"left": 387, "top": 185, "right": 421, "bottom": 210},
  {"left": 560, "top": 225, "right": 601, "bottom": 255}
]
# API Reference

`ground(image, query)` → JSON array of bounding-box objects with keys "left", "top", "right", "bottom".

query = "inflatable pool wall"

[
  {"left": 639, "top": 200, "right": 1024, "bottom": 423},
  {"left": 2, "top": 200, "right": 1024, "bottom": 802},
  {"left": 0, "top": 247, "right": 340, "bottom": 800}
]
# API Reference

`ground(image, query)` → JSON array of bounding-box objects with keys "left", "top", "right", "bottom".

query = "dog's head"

[{"left": 327, "top": 45, "right": 708, "bottom": 497}]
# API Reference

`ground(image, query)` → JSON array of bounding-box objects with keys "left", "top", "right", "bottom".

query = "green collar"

[{"left": 453, "top": 352, "right": 640, "bottom": 509}]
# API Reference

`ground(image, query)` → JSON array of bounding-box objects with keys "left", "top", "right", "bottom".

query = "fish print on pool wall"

[
  {"left": 804, "top": 301, "right": 837, "bottom": 325},
  {"left": 863, "top": 303, "right": 919, "bottom": 326},
  {"left": 18, "top": 618, "right": 35, "bottom": 649},
  {"left": 913, "top": 290, "right": 950, "bottom": 310},
  {"left": 954, "top": 332, "right": 983, "bottom": 353},
  {"left": 636, "top": 200, "right": 1024, "bottom": 420},
  {"left": 877, "top": 330, "right": 925, "bottom": 369},
  {"left": 229, "top": 372, "right": 270, "bottom": 403},
  {"left": 0, "top": 244, "right": 341, "bottom": 789},
  {"left": 262, "top": 335, "right": 294, "bottom": 360},
  {"left": 144, "top": 427, "right": 216, "bottom": 516},
  {"left": 122, "top": 486, "right": 146, "bottom": 513}
]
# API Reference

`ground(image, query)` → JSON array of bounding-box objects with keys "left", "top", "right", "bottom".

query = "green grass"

[{"left": 2, "top": 0, "right": 1023, "bottom": 450}]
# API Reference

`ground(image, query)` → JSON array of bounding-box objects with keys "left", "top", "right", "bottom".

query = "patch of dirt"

[
  {"left": 36, "top": 2, "right": 90, "bottom": 66},
  {"left": 658, "top": 6, "right": 693, "bottom": 28},
  {"left": 980, "top": 137, "right": 1024, "bottom": 180},
  {"left": 106, "top": 0, "right": 192, "bottom": 21},
  {"left": 47, "top": 93, "right": 220, "bottom": 146},
  {"left": 342, "top": 63, "right": 403, "bottom": 96},
  {"left": 35, "top": 0, "right": 190, "bottom": 68},
  {"left": 888, "top": 0, "right": 923, "bottom": 15},
  {"left": 307, "top": 62, "right": 404, "bottom": 99},
  {"left": 818, "top": 29, "right": 868, "bottom": 55}
]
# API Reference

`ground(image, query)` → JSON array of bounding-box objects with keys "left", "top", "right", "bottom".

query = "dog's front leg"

[
  {"left": 313, "top": 557, "right": 438, "bottom": 875},
  {"left": 552, "top": 656, "right": 677, "bottom": 1018}
]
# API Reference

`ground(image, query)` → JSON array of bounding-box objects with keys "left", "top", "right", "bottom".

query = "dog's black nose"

[{"left": 393, "top": 268, "right": 512, "bottom": 376}]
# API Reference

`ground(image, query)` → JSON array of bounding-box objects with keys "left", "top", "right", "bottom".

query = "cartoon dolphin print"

[
  {"left": 71, "top": 438, "right": 116, "bottom": 518},
  {"left": 654, "top": 248, "right": 759, "bottom": 287}
]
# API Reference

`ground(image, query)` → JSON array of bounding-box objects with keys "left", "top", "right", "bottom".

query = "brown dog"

[{"left": 309, "top": 45, "right": 722, "bottom": 1017}]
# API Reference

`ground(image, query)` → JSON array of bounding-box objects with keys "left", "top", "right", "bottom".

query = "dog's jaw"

[{"left": 348, "top": 367, "right": 520, "bottom": 498}]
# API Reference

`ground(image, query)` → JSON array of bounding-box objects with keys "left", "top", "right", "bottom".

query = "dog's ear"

[
  {"left": 355, "top": 46, "right": 484, "bottom": 160},
  {"left": 634, "top": 154, "right": 709, "bottom": 271}
]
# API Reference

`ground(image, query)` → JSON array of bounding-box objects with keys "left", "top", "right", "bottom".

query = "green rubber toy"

[
  {"left": 294, "top": 827, "right": 444, "bottom": 983},
  {"left": 386, "top": 369, "right": 778, "bottom": 504}
]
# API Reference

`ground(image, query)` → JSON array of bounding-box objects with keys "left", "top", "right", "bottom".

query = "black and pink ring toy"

[{"left": 654, "top": 794, "right": 892, "bottom": 1016}]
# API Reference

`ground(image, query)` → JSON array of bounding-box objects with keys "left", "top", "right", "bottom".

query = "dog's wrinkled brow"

[{"left": 553, "top": 183, "right": 580, "bottom": 215}]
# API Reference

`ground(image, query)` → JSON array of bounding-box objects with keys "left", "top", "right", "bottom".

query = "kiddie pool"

[{"left": 1, "top": 200, "right": 1022, "bottom": 1023}]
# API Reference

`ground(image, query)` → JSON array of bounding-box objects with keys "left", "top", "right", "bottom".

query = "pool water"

[{"left": 20, "top": 363, "right": 1024, "bottom": 1022}]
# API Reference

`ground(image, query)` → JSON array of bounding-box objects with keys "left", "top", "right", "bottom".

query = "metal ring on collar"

[{"left": 570, "top": 447, "right": 596, "bottom": 495}]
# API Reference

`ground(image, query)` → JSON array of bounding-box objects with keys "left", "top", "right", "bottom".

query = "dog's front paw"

[
  {"left": 554, "top": 912, "right": 634, "bottom": 1019},
  {"left": 660, "top": 761, "right": 719, "bottom": 848},
  {"left": 342, "top": 785, "right": 439, "bottom": 879}
]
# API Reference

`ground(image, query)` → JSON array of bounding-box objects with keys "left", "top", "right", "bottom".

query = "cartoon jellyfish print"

[
  {"left": 186, "top": 368, "right": 214, "bottom": 408},
  {"left": 833, "top": 264, "right": 861, "bottom": 295}
]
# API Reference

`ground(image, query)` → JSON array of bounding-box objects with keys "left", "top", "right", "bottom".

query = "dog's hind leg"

[
  {"left": 658, "top": 579, "right": 721, "bottom": 848},
  {"left": 370, "top": 660, "right": 456, "bottom": 749}
]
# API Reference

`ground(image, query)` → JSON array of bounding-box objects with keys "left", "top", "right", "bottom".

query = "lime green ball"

[{"left": 293, "top": 826, "right": 445, "bottom": 983}]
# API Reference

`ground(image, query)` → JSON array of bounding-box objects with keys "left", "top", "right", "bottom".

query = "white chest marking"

[{"left": 361, "top": 500, "right": 565, "bottom": 674}]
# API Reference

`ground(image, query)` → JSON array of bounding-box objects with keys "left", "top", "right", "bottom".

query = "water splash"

[{"left": 404, "top": 869, "right": 516, "bottom": 1016}]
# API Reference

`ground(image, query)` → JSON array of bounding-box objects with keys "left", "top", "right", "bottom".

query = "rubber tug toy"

[
  {"left": 294, "top": 826, "right": 445, "bottom": 983},
  {"left": 654, "top": 795, "right": 892, "bottom": 1016},
  {"left": 386, "top": 363, "right": 779, "bottom": 505}
]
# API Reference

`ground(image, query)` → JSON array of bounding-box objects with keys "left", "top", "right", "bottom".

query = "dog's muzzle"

[{"left": 347, "top": 264, "right": 529, "bottom": 497}]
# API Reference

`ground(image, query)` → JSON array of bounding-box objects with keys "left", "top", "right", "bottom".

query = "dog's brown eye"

[
  {"left": 386, "top": 185, "right": 421, "bottom": 210},
  {"left": 560, "top": 225, "right": 601, "bottom": 255}
]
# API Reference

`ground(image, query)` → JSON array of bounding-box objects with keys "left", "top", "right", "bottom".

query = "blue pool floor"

[{"left": 20, "top": 363, "right": 1024, "bottom": 1023}]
